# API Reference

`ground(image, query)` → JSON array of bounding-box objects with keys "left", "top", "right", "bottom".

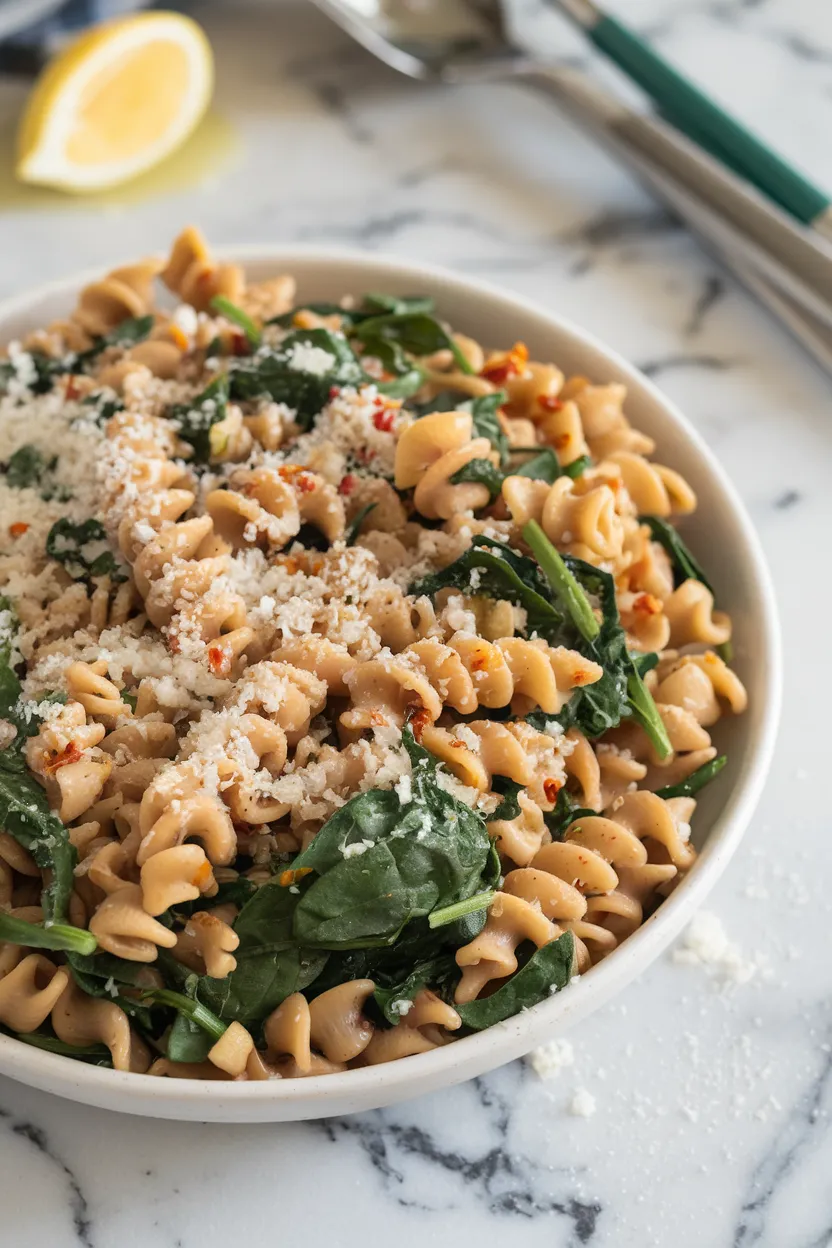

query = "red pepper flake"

[
  {"left": 571, "top": 668, "right": 595, "bottom": 687},
  {"left": 328, "top": 385, "right": 341, "bottom": 400},
  {"left": 373, "top": 409, "right": 395, "bottom": 432},
  {"left": 277, "top": 465, "right": 316, "bottom": 493},
  {"left": 634, "top": 593, "right": 662, "bottom": 616},
  {"left": 207, "top": 644, "right": 232, "bottom": 677},
  {"left": 543, "top": 778, "right": 563, "bottom": 803},
  {"left": 554, "top": 433, "right": 571, "bottom": 451},
  {"left": 338, "top": 473, "right": 357, "bottom": 496},
  {"left": 354, "top": 447, "right": 376, "bottom": 465},
  {"left": 405, "top": 705, "right": 431, "bottom": 743},
  {"left": 538, "top": 394, "right": 563, "bottom": 412},
  {"left": 481, "top": 341, "right": 529, "bottom": 384},
  {"left": 167, "top": 632, "right": 181, "bottom": 654},
  {"left": 230, "top": 331, "right": 249, "bottom": 356},
  {"left": 9, "top": 522, "right": 29, "bottom": 537},
  {"left": 63, "top": 375, "right": 81, "bottom": 401},
  {"left": 45, "top": 741, "right": 83, "bottom": 774}
]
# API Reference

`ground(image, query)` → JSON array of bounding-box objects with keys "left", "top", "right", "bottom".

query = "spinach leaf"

[
  {"left": 564, "top": 454, "right": 591, "bottom": 479},
  {"left": 269, "top": 301, "right": 351, "bottom": 329},
  {"left": 655, "top": 755, "right": 727, "bottom": 800},
  {"left": 0, "top": 351, "right": 65, "bottom": 396},
  {"left": 12, "top": 1030, "right": 112, "bottom": 1065},
  {"left": 0, "top": 912, "right": 96, "bottom": 954},
  {"left": 352, "top": 312, "right": 474, "bottom": 376},
  {"left": 524, "top": 527, "right": 670, "bottom": 754},
  {"left": 372, "top": 954, "right": 457, "bottom": 1026},
  {"left": 167, "top": 374, "right": 229, "bottom": 464},
  {"left": 5, "top": 445, "right": 49, "bottom": 489},
  {"left": 344, "top": 502, "right": 377, "bottom": 547},
  {"left": 409, "top": 536, "right": 564, "bottom": 644},
  {"left": 81, "top": 391, "right": 125, "bottom": 425},
  {"left": 455, "top": 932, "right": 576, "bottom": 1029},
  {"left": 361, "top": 293, "right": 435, "bottom": 317},
  {"left": 171, "top": 876, "right": 257, "bottom": 919},
  {"left": 291, "top": 732, "right": 492, "bottom": 949},
  {"left": 542, "top": 789, "right": 597, "bottom": 841},
  {"left": 490, "top": 778, "right": 524, "bottom": 821},
  {"left": 45, "top": 518, "right": 125, "bottom": 582},
  {"left": 465, "top": 391, "right": 510, "bottom": 467},
  {"left": 631, "top": 651, "right": 659, "bottom": 678},
  {"left": 0, "top": 755, "right": 76, "bottom": 924},
  {"left": 229, "top": 329, "right": 365, "bottom": 429},
  {"left": 449, "top": 457, "right": 503, "bottom": 501},
  {"left": 197, "top": 882, "right": 328, "bottom": 1025},
  {"left": 72, "top": 315, "right": 154, "bottom": 369},
  {"left": 513, "top": 447, "right": 562, "bottom": 484},
  {"left": 642, "top": 515, "right": 713, "bottom": 593},
  {"left": 357, "top": 338, "right": 425, "bottom": 399},
  {"left": 67, "top": 951, "right": 160, "bottom": 1030}
]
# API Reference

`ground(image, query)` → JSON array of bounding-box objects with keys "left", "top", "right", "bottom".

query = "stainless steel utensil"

[{"left": 310, "top": 0, "right": 832, "bottom": 375}]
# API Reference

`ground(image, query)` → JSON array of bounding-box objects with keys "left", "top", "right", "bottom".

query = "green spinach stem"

[
  {"left": 522, "top": 520, "right": 600, "bottom": 641},
  {"left": 428, "top": 891, "right": 495, "bottom": 930},
  {"left": 0, "top": 913, "right": 97, "bottom": 955},
  {"left": 210, "top": 296, "right": 262, "bottom": 348}
]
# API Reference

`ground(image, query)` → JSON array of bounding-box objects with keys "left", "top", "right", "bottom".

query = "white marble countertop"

[{"left": 0, "top": 1, "right": 831, "bottom": 1244}]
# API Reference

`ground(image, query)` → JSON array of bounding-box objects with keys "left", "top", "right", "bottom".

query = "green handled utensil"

[{"left": 554, "top": 0, "right": 832, "bottom": 239}]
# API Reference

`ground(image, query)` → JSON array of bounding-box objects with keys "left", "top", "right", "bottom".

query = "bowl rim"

[{"left": 0, "top": 245, "right": 782, "bottom": 1116}]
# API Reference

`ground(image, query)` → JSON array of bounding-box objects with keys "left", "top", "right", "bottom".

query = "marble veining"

[{"left": 0, "top": 0, "right": 831, "bottom": 1244}]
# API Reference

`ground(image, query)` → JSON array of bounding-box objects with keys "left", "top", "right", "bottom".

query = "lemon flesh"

[{"left": 17, "top": 12, "right": 214, "bottom": 193}]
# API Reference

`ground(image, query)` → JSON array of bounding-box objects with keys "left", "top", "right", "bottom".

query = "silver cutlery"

[{"left": 309, "top": 0, "right": 832, "bottom": 376}]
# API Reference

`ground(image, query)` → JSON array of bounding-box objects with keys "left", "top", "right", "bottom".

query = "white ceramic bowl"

[{"left": 0, "top": 248, "right": 781, "bottom": 1121}]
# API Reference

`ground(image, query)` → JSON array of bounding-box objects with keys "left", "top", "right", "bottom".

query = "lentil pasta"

[{"left": 0, "top": 228, "right": 747, "bottom": 1079}]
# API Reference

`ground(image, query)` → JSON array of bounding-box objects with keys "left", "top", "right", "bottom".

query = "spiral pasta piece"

[
  {"left": 395, "top": 411, "right": 497, "bottom": 519},
  {"left": 342, "top": 634, "right": 602, "bottom": 732}
]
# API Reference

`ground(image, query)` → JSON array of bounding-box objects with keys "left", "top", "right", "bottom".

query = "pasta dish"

[{"left": 0, "top": 229, "right": 747, "bottom": 1080}]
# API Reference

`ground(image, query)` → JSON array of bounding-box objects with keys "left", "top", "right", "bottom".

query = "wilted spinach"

[
  {"left": 352, "top": 310, "right": 474, "bottom": 376},
  {"left": 455, "top": 932, "right": 576, "bottom": 1029},
  {"left": 344, "top": 502, "right": 378, "bottom": 546},
  {"left": 45, "top": 518, "right": 125, "bottom": 582},
  {"left": 229, "top": 329, "right": 365, "bottom": 428},
  {"left": 641, "top": 515, "right": 713, "bottom": 593},
  {"left": 410, "top": 535, "right": 564, "bottom": 643},
  {"left": 655, "top": 755, "right": 727, "bottom": 800},
  {"left": 525, "top": 523, "right": 670, "bottom": 756},
  {"left": 11, "top": 1030, "right": 112, "bottom": 1066},
  {"left": 167, "top": 374, "right": 229, "bottom": 464},
  {"left": 0, "top": 629, "right": 76, "bottom": 924},
  {"left": 4, "top": 445, "right": 51, "bottom": 490},
  {"left": 449, "top": 457, "right": 504, "bottom": 501},
  {"left": 290, "top": 731, "right": 492, "bottom": 949},
  {"left": 372, "top": 955, "right": 458, "bottom": 1026}
]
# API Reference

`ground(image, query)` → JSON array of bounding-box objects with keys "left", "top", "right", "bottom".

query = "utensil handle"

[{"left": 588, "top": 13, "right": 831, "bottom": 227}]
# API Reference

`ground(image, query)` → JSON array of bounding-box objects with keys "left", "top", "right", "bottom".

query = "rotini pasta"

[{"left": 0, "top": 229, "right": 747, "bottom": 1081}]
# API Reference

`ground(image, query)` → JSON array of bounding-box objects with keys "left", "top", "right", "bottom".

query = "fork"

[{"left": 309, "top": 0, "right": 832, "bottom": 374}]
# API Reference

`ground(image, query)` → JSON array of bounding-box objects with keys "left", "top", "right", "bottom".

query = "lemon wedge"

[{"left": 16, "top": 12, "right": 214, "bottom": 193}]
